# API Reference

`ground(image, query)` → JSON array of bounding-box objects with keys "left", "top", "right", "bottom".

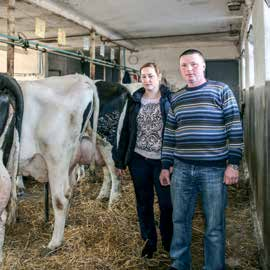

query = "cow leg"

[
  {"left": 0, "top": 158, "right": 11, "bottom": 264},
  {"left": 97, "top": 164, "right": 121, "bottom": 207},
  {"left": 47, "top": 167, "right": 71, "bottom": 250},
  {"left": 75, "top": 165, "right": 85, "bottom": 182},
  {"left": 108, "top": 166, "right": 121, "bottom": 208},
  {"left": 96, "top": 166, "right": 111, "bottom": 201},
  {"left": 16, "top": 176, "right": 25, "bottom": 197},
  {"left": 96, "top": 143, "right": 121, "bottom": 207},
  {"left": 6, "top": 129, "right": 19, "bottom": 225},
  {"left": 0, "top": 210, "right": 7, "bottom": 264}
]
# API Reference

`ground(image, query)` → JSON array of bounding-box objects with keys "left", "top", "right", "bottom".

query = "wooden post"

[
  {"left": 7, "top": 0, "right": 16, "bottom": 76},
  {"left": 89, "top": 30, "right": 96, "bottom": 79},
  {"left": 103, "top": 62, "right": 106, "bottom": 80},
  {"left": 120, "top": 48, "right": 126, "bottom": 83},
  {"left": 117, "top": 46, "right": 121, "bottom": 83}
]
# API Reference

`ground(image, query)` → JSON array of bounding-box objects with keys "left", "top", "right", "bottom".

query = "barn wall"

[
  {"left": 244, "top": 82, "right": 270, "bottom": 269},
  {"left": 48, "top": 53, "right": 83, "bottom": 77},
  {"left": 126, "top": 41, "right": 239, "bottom": 89},
  {"left": 241, "top": 1, "right": 270, "bottom": 268},
  {"left": 0, "top": 47, "right": 43, "bottom": 79}
]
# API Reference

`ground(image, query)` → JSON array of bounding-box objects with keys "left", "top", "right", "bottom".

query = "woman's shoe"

[
  {"left": 141, "top": 239, "right": 157, "bottom": 258},
  {"left": 162, "top": 241, "right": 171, "bottom": 252}
]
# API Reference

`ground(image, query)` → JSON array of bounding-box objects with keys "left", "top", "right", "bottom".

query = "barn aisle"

[{"left": 2, "top": 165, "right": 260, "bottom": 270}]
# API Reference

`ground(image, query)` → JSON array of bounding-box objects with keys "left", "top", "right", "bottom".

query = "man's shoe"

[{"left": 141, "top": 239, "right": 156, "bottom": 259}]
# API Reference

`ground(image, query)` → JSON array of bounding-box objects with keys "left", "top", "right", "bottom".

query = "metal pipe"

[
  {"left": 0, "top": 33, "right": 139, "bottom": 74},
  {"left": 28, "top": 33, "right": 138, "bottom": 53}
]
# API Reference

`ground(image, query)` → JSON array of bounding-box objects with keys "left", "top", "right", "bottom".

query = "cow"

[
  {"left": 0, "top": 73, "right": 99, "bottom": 262},
  {"left": 92, "top": 81, "right": 142, "bottom": 206},
  {"left": 0, "top": 74, "right": 23, "bottom": 263},
  {"left": 14, "top": 80, "right": 141, "bottom": 208}
]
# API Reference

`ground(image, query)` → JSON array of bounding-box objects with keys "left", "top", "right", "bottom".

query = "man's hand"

[
  {"left": 160, "top": 169, "right": 171, "bottom": 186},
  {"left": 224, "top": 164, "right": 239, "bottom": 185}
]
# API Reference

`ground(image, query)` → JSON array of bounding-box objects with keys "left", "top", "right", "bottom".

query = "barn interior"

[{"left": 1, "top": 0, "right": 270, "bottom": 269}]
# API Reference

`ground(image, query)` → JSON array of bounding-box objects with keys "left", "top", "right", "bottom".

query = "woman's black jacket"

[{"left": 113, "top": 84, "right": 171, "bottom": 170}]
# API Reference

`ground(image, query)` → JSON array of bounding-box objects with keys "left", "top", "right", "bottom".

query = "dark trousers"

[{"left": 128, "top": 152, "right": 173, "bottom": 250}]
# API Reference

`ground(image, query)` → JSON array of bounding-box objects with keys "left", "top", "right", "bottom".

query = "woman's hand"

[{"left": 115, "top": 168, "right": 126, "bottom": 177}]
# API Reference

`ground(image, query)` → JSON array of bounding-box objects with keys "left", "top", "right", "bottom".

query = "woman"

[{"left": 114, "top": 62, "right": 173, "bottom": 258}]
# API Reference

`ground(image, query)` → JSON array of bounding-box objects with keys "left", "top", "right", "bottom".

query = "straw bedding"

[{"left": 2, "top": 165, "right": 260, "bottom": 270}]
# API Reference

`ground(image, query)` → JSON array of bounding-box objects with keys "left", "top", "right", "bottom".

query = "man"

[{"left": 160, "top": 49, "right": 243, "bottom": 270}]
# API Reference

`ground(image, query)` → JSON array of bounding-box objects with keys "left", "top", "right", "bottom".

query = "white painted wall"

[
  {"left": 126, "top": 41, "right": 239, "bottom": 90},
  {"left": 264, "top": 1, "right": 270, "bottom": 81},
  {"left": 0, "top": 47, "right": 44, "bottom": 80},
  {"left": 253, "top": 0, "right": 266, "bottom": 87},
  {"left": 241, "top": 0, "right": 270, "bottom": 88}
]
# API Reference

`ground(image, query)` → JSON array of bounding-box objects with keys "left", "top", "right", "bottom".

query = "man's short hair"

[{"left": 179, "top": 49, "right": 205, "bottom": 61}]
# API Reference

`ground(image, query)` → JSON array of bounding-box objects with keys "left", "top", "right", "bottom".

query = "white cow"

[
  {"left": 14, "top": 82, "right": 142, "bottom": 209},
  {"left": 0, "top": 74, "right": 99, "bottom": 263}
]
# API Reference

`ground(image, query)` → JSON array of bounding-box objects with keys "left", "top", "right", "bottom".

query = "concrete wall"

[
  {"left": 242, "top": 1, "right": 270, "bottom": 268},
  {"left": 126, "top": 41, "right": 239, "bottom": 89},
  {"left": 0, "top": 46, "right": 44, "bottom": 80}
]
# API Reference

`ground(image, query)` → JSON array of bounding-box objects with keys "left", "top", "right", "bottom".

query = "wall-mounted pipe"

[
  {"left": 28, "top": 33, "right": 138, "bottom": 53},
  {"left": 0, "top": 33, "right": 139, "bottom": 74}
]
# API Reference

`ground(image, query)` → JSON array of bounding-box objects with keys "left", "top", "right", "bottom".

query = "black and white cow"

[
  {"left": 0, "top": 74, "right": 23, "bottom": 263},
  {"left": 92, "top": 81, "right": 142, "bottom": 206},
  {"left": 0, "top": 74, "right": 141, "bottom": 263}
]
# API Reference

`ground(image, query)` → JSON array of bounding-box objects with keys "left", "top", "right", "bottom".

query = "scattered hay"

[{"left": 2, "top": 166, "right": 260, "bottom": 270}]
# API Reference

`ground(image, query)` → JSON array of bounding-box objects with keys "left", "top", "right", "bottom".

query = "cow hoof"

[
  {"left": 88, "top": 177, "right": 96, "bottom": 183},
  {"left": 108, "top": 194, "right": 121, "bottom": 207},
  {"left": 17, "top": 188, "right": 25, "bottom": 198},
  {"left": 97, "top": 196, "right": 109, "bottom": 203},
  {"left": 40, "top": 247, "right": 59, "bottom": 257},
  {"left": 89, "top": 169, "right": 96, "bottom": 177}
]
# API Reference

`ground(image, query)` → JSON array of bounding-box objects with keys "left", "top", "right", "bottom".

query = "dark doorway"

[{"left": 206, "top": 59, "right": 239, "bottom": 102}]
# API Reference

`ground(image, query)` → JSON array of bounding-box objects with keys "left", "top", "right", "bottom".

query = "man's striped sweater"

[{"left": 161, "top": 80, "right": 243, "bottom": 169}]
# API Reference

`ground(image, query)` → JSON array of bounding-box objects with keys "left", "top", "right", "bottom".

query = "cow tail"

[
  {"left": 7, "top": 128, "right": 19, "bottom": 225},
  {"left": 91, "top": 84, "right": 100, "bottom": 170},
  {"left": 117, "top": 100, "right": 128, "bottom": 148}
]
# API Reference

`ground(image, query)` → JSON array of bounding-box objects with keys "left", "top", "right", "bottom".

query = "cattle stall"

[
  {"left": 1, "top": 0, "right": 270, "bottom": 269},
  {"left": 239, "top": 1, "right": 270, "bottom": 269}
]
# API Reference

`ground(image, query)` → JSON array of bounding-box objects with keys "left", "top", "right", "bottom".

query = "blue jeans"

[
  {"left": 170, "top": 159, "right": 227, "bottom": 270},
  {"left": 129, "top": 152, "right": 173, "bottom": 250}
]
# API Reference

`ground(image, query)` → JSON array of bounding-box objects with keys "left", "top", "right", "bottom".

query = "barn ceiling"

[{"left": 0, "top": 0, "right": 245, "bottom": 51}]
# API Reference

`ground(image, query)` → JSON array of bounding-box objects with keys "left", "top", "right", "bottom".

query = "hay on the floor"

[{"left": 2, "top": 165, "right": 260, "bottom": 270}]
